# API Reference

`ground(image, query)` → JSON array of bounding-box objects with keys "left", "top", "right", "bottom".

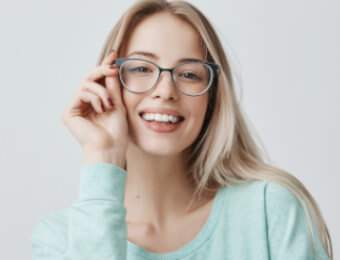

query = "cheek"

[
  {"left": 191, "top": 96, "right": 209, "bottom": 120},
  {"left": 121, "top": 90, "right": 144, "bottom": 120},
  {"left": 121, "top": 88, "right": 128, "bottom": 106},
  {"left": 121, "top": 89, "right": 135, "bottom": 111}
]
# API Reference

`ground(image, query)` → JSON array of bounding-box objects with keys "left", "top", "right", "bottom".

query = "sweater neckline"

[{"left": 126, "top": 186, "right": 226, "bottom": 259}]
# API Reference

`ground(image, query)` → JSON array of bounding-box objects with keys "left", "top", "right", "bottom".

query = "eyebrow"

[{"left": 126, "top": 51, "right": 203, "bottom": 63}]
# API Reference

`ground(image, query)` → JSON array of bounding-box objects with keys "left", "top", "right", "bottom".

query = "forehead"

[{"left": 122, "top": 12, "right": 205, "bottom": 63}]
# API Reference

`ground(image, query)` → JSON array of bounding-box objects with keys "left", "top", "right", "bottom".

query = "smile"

[{"left": 139, "top": 113, "right": 185, "bottom": 133}]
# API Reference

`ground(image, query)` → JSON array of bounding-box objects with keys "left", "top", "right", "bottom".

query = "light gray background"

[{"left": 0, "top": 0, "right": 339, "bottom": 259}]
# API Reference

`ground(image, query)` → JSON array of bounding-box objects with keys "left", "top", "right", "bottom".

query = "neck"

[{"left": 123, "top": 141, "right": 205, "bottom": 230}]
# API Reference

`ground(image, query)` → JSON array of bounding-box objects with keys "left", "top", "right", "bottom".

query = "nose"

[{"left": 150, "top": 69, "right": 178, "bottom": 100}]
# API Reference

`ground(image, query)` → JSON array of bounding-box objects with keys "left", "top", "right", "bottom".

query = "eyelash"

[{"left": 129, "top": 66, "right": 202, "bottom": 81}]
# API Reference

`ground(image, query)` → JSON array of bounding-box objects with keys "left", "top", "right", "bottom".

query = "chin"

[
  {"left": 128, "top": 135, "right": 189, "bottom": 156},
  {"left": 127, "top": 117, "right": 199, "bottom": 156},
  {"left": 142, "top": 139, "right": 188, "bottom": 155}
]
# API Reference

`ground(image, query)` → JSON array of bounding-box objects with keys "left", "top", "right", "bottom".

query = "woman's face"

[{"left": 120, "top": 12, "right": 209, "bottom": 156}]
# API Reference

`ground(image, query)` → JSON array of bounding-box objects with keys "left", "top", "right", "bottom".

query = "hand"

[{"left": 61, "top": 50, "right": 128, "bottom": 163}]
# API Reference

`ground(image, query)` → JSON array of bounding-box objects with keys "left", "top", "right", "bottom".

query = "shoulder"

[
  {"left": 218, "top": 179, "right": 308, "bottom": 225},
  {"left": 264, "top": 181, "right": 302, "bottom": 207},
  {"left": 219, "top": 179, "right": 269, "bottom": 207},
  {"left": 31, "top": 208, "right": 70, "bottom": 252},
  {"left": 220, "top": 179, "right": 302, "bottom": 208},
  {"left": 260, "top": 181, "right": 329, "bottom": 259},
  {"left": 220, "top": 180, "right": 329, "bottom": 258},
  {"left": 263, "top": 181, "right": 308, "bottom": 224},
  {"left": 220, "top": 178, "right": 319, "bottom": 228}
]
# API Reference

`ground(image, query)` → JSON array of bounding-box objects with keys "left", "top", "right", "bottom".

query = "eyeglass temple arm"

[
  {"left": 206, "top": 62, "right": 220, "bottom": 75},
  {"left": 113, "top": 58, "right": 125, "bottom": 67}
]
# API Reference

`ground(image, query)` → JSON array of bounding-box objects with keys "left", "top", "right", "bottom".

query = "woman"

[{"left": 31, "top": 0, "right": 333, "bottom": 259}]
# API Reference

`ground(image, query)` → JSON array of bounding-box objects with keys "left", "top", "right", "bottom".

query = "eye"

[
  {"left": 130, "top": 66, "right": 151, "bottom": 73},
  {"left": 180, "top": 72, "right": 201, "bottom": 80}
]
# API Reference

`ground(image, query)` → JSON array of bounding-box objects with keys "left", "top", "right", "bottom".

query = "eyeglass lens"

[{"left": 119, "top": 59, "right": 212, "bottom": 96}]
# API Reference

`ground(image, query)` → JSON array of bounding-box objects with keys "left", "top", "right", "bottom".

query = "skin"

[{"left": 119, "top": 12, "right": 214, "bottom": 250}]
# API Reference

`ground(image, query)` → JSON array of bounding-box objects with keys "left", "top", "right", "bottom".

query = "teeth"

[{"left": 141, "top": 113, "right": 181, "bottom": 123}]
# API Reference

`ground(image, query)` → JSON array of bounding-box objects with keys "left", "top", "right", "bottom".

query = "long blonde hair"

[{"left": 96, "top": 0, "right": 333, "bottom": 258}]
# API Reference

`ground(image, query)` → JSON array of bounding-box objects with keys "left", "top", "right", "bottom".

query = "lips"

[{"left": 139, "top": 114, "right": 185, "bottom": 132}]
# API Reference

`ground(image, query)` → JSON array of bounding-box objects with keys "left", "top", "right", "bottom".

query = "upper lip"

[{"left": 139, "top": 107, "right": 184, "bottom": 118}]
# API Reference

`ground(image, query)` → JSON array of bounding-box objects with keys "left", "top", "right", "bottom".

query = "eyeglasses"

[{"left": 113, "top": 58, "right": 220, "bottom": 97}]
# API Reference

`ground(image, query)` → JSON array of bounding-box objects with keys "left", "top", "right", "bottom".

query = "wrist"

[{"left": 83, "top": 148, "right": 126, "bottom": 169}]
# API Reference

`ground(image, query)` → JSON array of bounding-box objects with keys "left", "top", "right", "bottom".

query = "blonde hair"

[{"left": 96, "top": 0, "right": 333, "bottom": 258}]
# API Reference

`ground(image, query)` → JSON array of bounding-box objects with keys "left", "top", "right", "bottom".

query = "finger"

[
  {"left": 79, "top": 90, "right": 105, "bottom": 114},
  {"left": 105, "top": 68, "right": 124, "bottom": 108},
  {"left": 82, "top": 80, "right": 114, "bottom": 111},
  {"left": 84, "top": 50, "right": 118, "bottom": 82},
  {"left": 85, "top": 64, "right": 118, "bottom": 82},
  {"left": 101, "top": 50, "right": 118, "bottom": 66}
]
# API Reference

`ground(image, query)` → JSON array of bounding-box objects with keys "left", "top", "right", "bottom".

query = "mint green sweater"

[{"left": 31, "top": 163, "right": 329, "bottom": 259}]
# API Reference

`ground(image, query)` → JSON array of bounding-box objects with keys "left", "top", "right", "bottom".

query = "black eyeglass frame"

[{"left": 113, "top": 57, "right": 220, "bottom": 97}]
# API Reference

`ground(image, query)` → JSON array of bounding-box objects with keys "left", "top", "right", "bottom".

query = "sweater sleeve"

[
  {"left": 264, "top": 182, "right": 330, "bottom": 260},
  {"left": 32, "top": 163, "right": 128, "bottom": 260}
]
